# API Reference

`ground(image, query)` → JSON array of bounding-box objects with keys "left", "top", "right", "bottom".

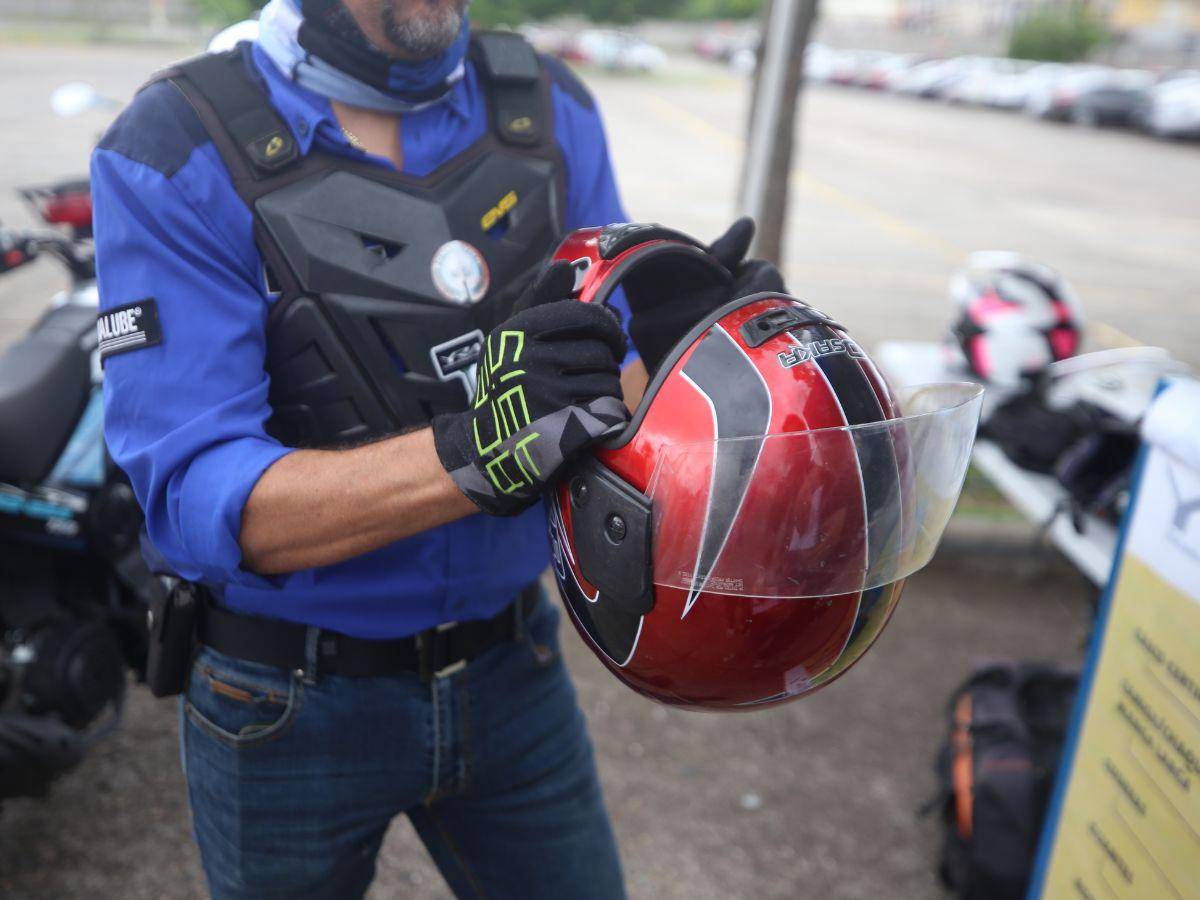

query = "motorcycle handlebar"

[{"left": 0, "top": 224, "right": 93, "bottom": 281}]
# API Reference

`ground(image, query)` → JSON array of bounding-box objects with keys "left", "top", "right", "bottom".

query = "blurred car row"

[
  {"left": 692, "top": 24, "right": 759, "bottom": 74},
  {"left": 805, "top": 45, "right": 1200, "bottom": 139},
  {"left": 521, "top": 24, "right": 667, "bottom": 74}
]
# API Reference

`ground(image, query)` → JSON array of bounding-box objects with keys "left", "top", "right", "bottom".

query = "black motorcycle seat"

[{"left": 0, "top": 304, "right": 94, "bottom": 485}]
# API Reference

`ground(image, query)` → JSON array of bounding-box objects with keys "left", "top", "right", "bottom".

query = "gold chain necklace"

[{"left": 341, "top": 126, "right": 366, "bottom": 150}]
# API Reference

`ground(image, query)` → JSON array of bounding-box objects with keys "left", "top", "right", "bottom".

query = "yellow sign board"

[{"left": 1032, "top": 380, "right": 1200, "bottom": 899}]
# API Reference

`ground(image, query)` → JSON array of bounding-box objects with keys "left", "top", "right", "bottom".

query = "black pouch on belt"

[{"left": 145, "top": 581, "right": 201, "bottom": 698}]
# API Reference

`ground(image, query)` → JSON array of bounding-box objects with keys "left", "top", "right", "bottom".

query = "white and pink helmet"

[{"left": 947, "top": 252, "right": 1084, "bottom": 387}]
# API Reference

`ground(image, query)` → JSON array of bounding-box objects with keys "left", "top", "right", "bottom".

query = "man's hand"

[
  {"left": 706, "top": 216, "right": 786, "bottom": 300},
  {"left": 627, "top": 217, "right": 786, "bottom": 376},
  {"left": 432, "top": 263, "right": 630, "bottom": 517}
]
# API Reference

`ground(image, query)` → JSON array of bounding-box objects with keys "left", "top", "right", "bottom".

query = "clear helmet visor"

[{"left": 645, "top": 383, "right": 984, "bottom": 599}]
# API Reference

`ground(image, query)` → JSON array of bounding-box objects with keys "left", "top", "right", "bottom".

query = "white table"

[{"left": 876, "top": 340, "right": 1118, "bottom": 586}]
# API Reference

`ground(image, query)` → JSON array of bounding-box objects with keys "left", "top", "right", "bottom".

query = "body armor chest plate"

[
  {"left": 158, "top": 35, "right": 565, "bottom": 448},
  {"left": 259, "top": 149, "right": 561, "bottom": 446}
]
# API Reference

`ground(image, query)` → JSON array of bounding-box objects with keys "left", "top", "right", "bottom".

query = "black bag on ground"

[
  {"left": 1054, "top": 424, "right": 1140, "bottom": 526},
  {"left": 978, "top": 388, "right": 1090, "bottom": 474},
  {"left": 931, "top": 662, "right": 1079, "bottom": 900}
]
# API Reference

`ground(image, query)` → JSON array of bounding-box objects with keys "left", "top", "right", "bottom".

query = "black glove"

[
  {"left": 627, "top": 217, "right": 785, "bottom": 376},
  {"left": 432, "top": 262, "right": 630, "bottom": 517},
  {"left": 477, "top": 253, "right": 550, "bottom": 334},
  {"left": 707, "top": 216, "right": 786, "bottom": 300}
]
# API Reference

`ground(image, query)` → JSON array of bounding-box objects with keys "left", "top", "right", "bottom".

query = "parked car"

[
  {"left": 1025, "top": 66, "right": 1150, "bottom": 121},
  {"left": 943, "top": 57, "right": 1033, "bottom": 106},
  {"left": 575, "top": 30, "right": 667, "bottom": 74},
  {"left": 893, "top": 57, "right": 966, "bottom": 98},
  {"left": 861, "top": 53, "right": 923, "bottom": 91},
  {"left": 1070, "top": 71, "right": 1157, "bottom": 128},
  {"left": 826, "top": 50, "right": 879, "bottom": 86},
  {"left": 796, "top": 43, "right": 1199, "bottom": 144},
  {"left": 729, "top": 43, "right": 759, "bottom": 75},
  {"left": 848, "top": 51, "right": 898, "bottom": 88},
  {"left": 974, "top": 61, "right": 1056, "bottom": 109},
  {"left": 804, "top": 42, "right": 839, "bottom": 84},
  {"left": 519, "top": 24, "right": 573, "bottom": 58},
  {"left": 1024, "top": 65, "right": 1095, "bottom": 119},
  {"left": 1135, "top": 75, "right": 1200, "bottom": 138},
  {"left": 692, "top": 28, "right": 731, "bottom": 62},
  {"left": 692, "top": 25, "right": 757, "bottom": 65}
]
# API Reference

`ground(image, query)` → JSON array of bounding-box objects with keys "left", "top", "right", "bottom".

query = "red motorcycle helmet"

[{"left": 547, "top": 224, "right": 983, "bottom": 710}]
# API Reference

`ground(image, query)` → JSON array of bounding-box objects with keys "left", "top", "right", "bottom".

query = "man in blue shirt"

[
  {"left": 93, "top": 1, "right": 770, "bottom": 896},
  {"left": 93, "top": 1, "right": 644, "bottom": 896}
]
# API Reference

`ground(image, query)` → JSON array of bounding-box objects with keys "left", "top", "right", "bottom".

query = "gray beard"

[{"left": 382, "top": 1, "right": 467, "bottom": 59}]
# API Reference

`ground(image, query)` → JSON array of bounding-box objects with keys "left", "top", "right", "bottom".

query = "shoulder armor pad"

[
  {"left": 470, "top": 31, "right": 546, "bottom": 147},
  {"left": 161, "top": 48, "right": 299, "bottom": 179},
  {"left": 471, "top": 30, "right": 540, "bottom": 84}
]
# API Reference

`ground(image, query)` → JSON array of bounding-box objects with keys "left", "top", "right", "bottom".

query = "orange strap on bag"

[{"left": 951, "top": 692, "right": 974, "bottom": 839}]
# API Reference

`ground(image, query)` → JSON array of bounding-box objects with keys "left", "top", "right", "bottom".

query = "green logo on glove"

[{"left": 473, "top": 330, "right": 542, "bottom": 494}]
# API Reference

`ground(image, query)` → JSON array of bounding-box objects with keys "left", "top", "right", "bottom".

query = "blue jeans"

[{"left": 180, "top": 594, "right": 625, "bottom": 899}]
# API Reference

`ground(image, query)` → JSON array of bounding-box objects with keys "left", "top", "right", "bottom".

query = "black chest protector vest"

[{"left": 154, "top": 33, "right": 565, "bottom": 447}]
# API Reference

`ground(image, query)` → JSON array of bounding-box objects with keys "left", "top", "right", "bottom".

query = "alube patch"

[{"left": 97, "top": 299, "right": 162, "bottom": 364}]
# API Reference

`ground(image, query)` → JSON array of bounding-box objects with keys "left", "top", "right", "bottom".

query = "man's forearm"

[
  {"left": 239, "top": 428, "right": 477, "bottom": 575},
  {"left": 240, "top": 358, "right": 649, "bottom": 577}
]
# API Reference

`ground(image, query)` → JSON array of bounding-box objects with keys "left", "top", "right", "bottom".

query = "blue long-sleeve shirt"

[{"left": 92, "top": 43, "right": 629, "bottom": 638}]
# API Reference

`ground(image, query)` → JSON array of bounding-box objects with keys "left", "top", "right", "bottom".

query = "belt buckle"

[{"left": 419, "top": 621, "right": 466, "bottom": 682}]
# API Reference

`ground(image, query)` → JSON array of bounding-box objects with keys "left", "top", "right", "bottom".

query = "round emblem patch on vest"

[{"left": 431, "top": 240, "right": 490, "bottom": 305}]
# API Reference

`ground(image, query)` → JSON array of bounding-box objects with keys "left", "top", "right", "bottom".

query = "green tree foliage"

[
  {"left": 192, "top": 0, "right": 257, "bottom": 25},
  {"left": 676, "top": 0, "right": 763, "bottom": 21},
  {"left": 1008, "top": 3, "right": 1109, "bottom": 63}
]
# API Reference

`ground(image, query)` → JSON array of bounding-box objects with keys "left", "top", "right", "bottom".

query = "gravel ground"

[
  {"left": 0, "top": 38, "right": 1189, "bottom": 899},
  {"left": 1, "top": 559, "right": 1094, "bottom": 900}
]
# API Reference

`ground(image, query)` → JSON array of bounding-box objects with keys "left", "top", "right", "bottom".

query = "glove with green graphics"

[{"left": 432, "top": 263, "right": 630, "bottom": 517}]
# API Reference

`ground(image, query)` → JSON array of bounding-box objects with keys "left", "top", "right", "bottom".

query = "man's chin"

[{"left": 382, "top": 0, "right": 466, "bottom": 59}]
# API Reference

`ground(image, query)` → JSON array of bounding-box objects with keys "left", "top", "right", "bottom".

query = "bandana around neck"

[{"left": 257, "top": 0, "right": 469, "bottom": 113}]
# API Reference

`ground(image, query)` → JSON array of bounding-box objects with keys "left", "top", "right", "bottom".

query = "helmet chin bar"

[{"left": 564, "top": 458, "right": 655, "bottom": 617}]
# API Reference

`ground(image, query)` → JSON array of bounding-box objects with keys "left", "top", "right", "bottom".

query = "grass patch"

[{"left": 954, "top": 465, "right": 1023, "bottom": 521}]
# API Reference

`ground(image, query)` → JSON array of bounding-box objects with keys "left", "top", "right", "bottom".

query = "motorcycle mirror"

[
  {"left": 51, "top": 82, "right": 99, "bottom": 117},
  {"left": 50, "top": 82, "right": 118, "bottom": 118}
]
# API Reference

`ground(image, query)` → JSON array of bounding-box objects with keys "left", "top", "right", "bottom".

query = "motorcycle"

[{"left": 0, "top": 178, "right": 156, "bottom": 805}]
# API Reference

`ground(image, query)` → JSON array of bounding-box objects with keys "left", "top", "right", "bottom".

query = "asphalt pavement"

[
  {"left": 600, "top": 62, "right": 1200, "bottom": 367},
  {"left": 0, "top": 40, "right": 1191, "bottom": 899}
]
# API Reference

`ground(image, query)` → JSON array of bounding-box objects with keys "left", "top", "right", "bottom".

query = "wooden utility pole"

[{"left": 739, "top": 0, "right": 820, "bottom": 266}]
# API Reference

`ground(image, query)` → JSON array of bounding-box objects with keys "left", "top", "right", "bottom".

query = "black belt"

[{"left": 198, "top": 584, "right": 541, "bottom": 681}]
